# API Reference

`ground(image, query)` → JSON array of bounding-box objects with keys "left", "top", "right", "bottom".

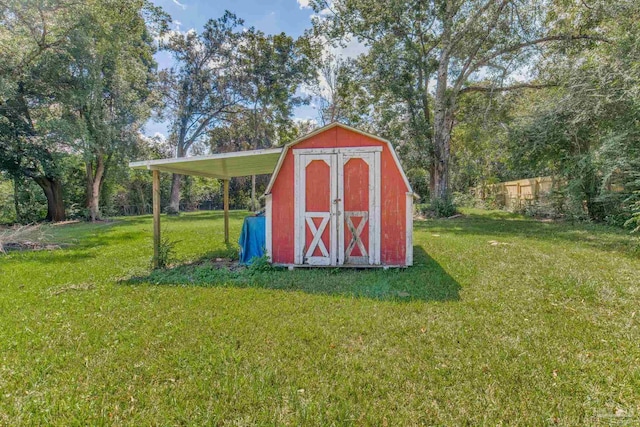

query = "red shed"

[{"left": 264, "top": 123, "right": 414, "bottom": 267}]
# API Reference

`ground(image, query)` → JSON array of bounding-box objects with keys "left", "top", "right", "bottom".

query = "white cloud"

[
  {"left": 336, "top": 36, "right": 368, "bottom": 59},
  {"left": 293, "top": 117, "right": 318, "bottom": 125},
  {"left": 139, "top": 131, "right": 167, "bottom": 144},
  {"left": 307, "top": 0, "right": 334, "bottom": 17},
  {"left": 172, "top": 0, "right": 187, "bottom": 10},
  {"left": 154, "top": 27, "right": 196, "bottom": 47},
  {"left": 299, "top": 84, "right": 315, "bottom": 97}
]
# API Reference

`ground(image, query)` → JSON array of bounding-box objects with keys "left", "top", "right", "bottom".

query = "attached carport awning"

[
  {"left": 129, "top": 147, "right": 283, "bottom": 268},
  {"left": 129, "top": 147, "right": 282, "bottom": 179}
]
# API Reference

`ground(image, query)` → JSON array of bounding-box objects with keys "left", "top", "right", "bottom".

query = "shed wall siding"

[{"left": 270, "top": 126, "right": 409, "bottom": 265}]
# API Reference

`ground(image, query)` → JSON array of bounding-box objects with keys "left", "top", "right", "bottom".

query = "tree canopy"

[{"left": 0, "top": 0, "right": 638, "bottom": 229}]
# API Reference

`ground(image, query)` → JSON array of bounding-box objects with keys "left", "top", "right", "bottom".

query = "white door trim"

[
  {"left": 294, "top": 147, "right": 380, "bottom": 266},
  {"left": 340, "top": 152, "right": 378, "bottom": 265},
  {"left": 373, "top": 150, "right": 381, "bottom": 264},
  {"left": 294, "top": 153, "right": 337, "bottom": 266},
  {"left": 265, "top": 193, "right": 272, "bottom": 261},
  {"left": 337, "top": 151, "right": 345, "bottom": 265},
  {"left": 406, "top": 191, "right": 413, "bottom": 266}
]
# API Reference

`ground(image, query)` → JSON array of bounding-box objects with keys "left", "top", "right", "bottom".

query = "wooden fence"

[{"left": 474, "top": 176, "right": 562, "bottom": 210}]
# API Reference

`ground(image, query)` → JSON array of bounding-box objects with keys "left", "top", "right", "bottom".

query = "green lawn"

[{"left": 1, "top": 210, "right": 639, "bottom": 425}]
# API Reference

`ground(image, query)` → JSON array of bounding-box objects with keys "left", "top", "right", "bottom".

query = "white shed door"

[
  {"left": 294, "top": 148, "right": 380, "bottom": 266},
  {"left": 295, "top": 153, "right": 337, "bottom": 265}
]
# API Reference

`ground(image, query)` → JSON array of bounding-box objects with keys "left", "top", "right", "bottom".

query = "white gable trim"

[{"left": 264, "top": 122, "right": 412, "bottom": 195}]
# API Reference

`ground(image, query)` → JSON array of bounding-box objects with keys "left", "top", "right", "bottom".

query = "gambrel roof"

[{"left": 264, "top": 122, "right": 412, "bottom": 194}]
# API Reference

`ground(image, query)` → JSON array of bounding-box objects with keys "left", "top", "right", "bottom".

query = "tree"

[
  {"left": 311, "top": 54, "right": 366, "bottom": 125},
  {"left": 0, "top": 0, "right": 81, "bottom": 221},
  {"left": 232, "top": 28, "right": 318, "bottom": 209},
  {"left": 504, "top": 1, "right": 640, "bottom": 222},
  {"left": 159, "top": 15, "right": 319, "bottom": 212},
  {"left": 158, "top": 12, "right": 245, "bottom": 213},
  {"left": 450, "top": 89, "right": 516, "bottom": 191},
  {"left": 0, "top": 0, "right": 165, "bottom": 222},
  {"left": 312, "top": 0, "right": 604, "bottom": 202},
  {"left": 58, "top": 0, "right": 162, "bottom": 221}
]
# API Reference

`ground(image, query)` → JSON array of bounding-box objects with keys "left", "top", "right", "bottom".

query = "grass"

[{"left": 0, "top": 209, "right": 639, "bottom": 425}]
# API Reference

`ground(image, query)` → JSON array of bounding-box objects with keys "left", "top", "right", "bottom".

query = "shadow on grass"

[
  {"left": 81, "top": 230, "right": 152, "bottom": 253},
  {"left": 20, "top": 213, "right": 245, "bottom": 265},
  {"left": 26, "top": 224, "right": 149, "bottom": 264},
  {"left": 417, "top": 213, "right": 639, "bottom": 256},
  {"left": 123, "top": 246, "right": 461, "bottom": 303},
  {"left": 20, "top": 250, "right": 96, "bottom": 264},
  {"left": 120, "top": 210, "right": 249, "bottom": 226},
  {"left": 197, "top": 243, "right": 239, "bottom": 261}
]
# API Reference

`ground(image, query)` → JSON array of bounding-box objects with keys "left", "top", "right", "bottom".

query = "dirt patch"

[
  {"left": 535, "top": 217, "right": 561, "bottom": 223},
  {"left": 49, "top": 219, "right": 115, "bottom": 227},
  {"left": 50, "top": 220, "right": 81, "bottom": 226},
  {"left": 50, "top": 283, "right": 94, "bottom": 295},
  {"left": 1, "top": 224, "right": 57, "bottom": 254},
  {"left": 414, "top": 212, "right": 467, "bottom": 220},
  {"left": 206, "top": 258, "right": 244, "bottom": 271},
  {"left": 168, "top": 257, "right": 244, "bottom": 271},
  {"left": 488, "top": 240, "right": 511, "bottom": 246},
  {"left": 1, "top": 241, "right": 65, "bottom": 252}
]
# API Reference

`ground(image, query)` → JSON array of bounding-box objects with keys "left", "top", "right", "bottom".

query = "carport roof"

[{"left": 129, "top": 147, "right": 282, "bottom": 179}]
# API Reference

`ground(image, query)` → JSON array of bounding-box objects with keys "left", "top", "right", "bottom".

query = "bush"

[
  {"left": 0, "top": 224, "right": 46, "bottom": 254},
  {"left": 406, "top": 168, "right": 430, "bottom": 200},
  {"left": 452, "top": 192, "right": 475, "bottom": 208},
  {"left": 420, "top": 195, "right": 457, "bottom": 218},
  {"left": 0, "top": 176, "right": 16, "bottom": 224},
  {"left": 12, "top": 177, "right": 47, "bottom": 223},
  {"left": 246, "top": 254, "right": 275, "bottom": 273},
  {"left": 521, "top": 197, "right": 562, "bottom": 219},
  {"left": 164, "top": 205, "right": 180, "bottom": 216},
  {"left": 153, "top": 234, "right": 178, "bottom": 269},
  {"left": 625, "top": 191, "right": 640, "bottom": 232},
  {"left": 414, "top": 203, "right": 429, "bottom": 215}
]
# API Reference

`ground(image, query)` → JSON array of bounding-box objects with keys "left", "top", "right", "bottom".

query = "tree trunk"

[
  {"left": 251, "top": 174, "right": 256, "bottom": 211},
  {"left": 429, "top": 164, "right": 436, "bottom": 199},
  {"left": 431, "top": 111, "right": 453, "bottom": 201},
  {"left": 85, "top": 162, "right": 93, "bottom": 211},
  {"left": 85, "top": 154, "right": 105, "bottom": 221},
  {"left": 169, "top": 173, "right": 181, "bottom": 214},
  {"left": 34, "top": 176, "right": 65, "bottom": 222},
  {"left": 13, "top": 177, "right": 21, "bottom": 222},
  {"left": 168, "top": 140, "right": 186, "bottom": 213},
  {"left": 136, "top": 182, "right": 148, "bottom": 215},
  {"left": 431, "top": 52, "right": 453, "bottom": 201}
]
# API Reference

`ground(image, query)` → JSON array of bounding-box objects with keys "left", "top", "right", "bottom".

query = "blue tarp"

[{"left": 238, "top": 214, "right": 266, "bottom": 265}]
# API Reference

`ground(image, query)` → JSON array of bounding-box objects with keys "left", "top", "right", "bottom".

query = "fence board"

[{"left": 474, "top": 176, "right": 561, "bottom": 210}]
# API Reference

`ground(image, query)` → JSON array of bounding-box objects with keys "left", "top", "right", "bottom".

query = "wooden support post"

[
  {"left": 152, "top": 169, "right": 161, "bottom": 268},
  {"left": 223, "top": 179, "right": 230, "bottom": 244},
  {"left": 251, "top": 174, "right": 256, "bottom": 212}
]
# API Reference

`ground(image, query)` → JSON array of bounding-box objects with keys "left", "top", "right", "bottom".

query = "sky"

[{"left": 145, "top": 0, "right": 366, "bottom": 139}]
